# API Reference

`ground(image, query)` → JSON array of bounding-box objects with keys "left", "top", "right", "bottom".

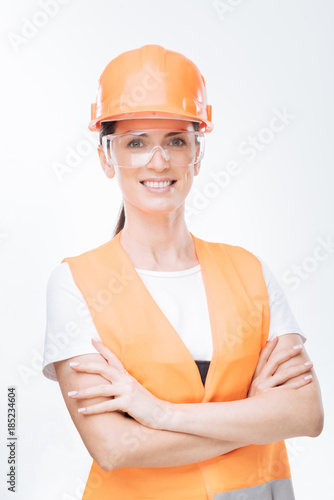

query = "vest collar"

[{"left": 112, "top": 228, "right": 220, "bottom": 401}]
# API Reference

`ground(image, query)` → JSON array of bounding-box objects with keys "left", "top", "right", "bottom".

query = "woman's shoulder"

[
  {"left": 47, "top": 261, "right": 75, "bottom": 291},
  {"left": 46, "top": 261, "right": 85, "bottom": 306},
  {"left": 61, "top": 238, "right": 117, "bottom": 265},
  {"left": 200, "top": 236, "right": 264, "bottom": 267}
]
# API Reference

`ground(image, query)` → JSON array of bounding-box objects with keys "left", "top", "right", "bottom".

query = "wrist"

[{"left": 150, "top": 400, "right": 180, "bottom": 431}]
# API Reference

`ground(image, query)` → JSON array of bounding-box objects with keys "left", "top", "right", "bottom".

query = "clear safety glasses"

[{"left": 101, "top": 128, "right": 205, "bottom": 168}]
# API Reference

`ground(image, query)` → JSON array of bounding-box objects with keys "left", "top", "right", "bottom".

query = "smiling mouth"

[{"left": 140, "top": 180, "right": 176, "bottom": 188}]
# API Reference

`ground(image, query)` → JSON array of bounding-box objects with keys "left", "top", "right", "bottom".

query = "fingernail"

[
  {"left": 304, "top": 361, "right": 313, "bottom": 366},
  {"left": 269, "top": 335, "right": 277, "bottom": 342},
  {"left": 69, "top": 362, "right": 79, "bottom": 367},
  {"left": 293, "top": 344, "right": 303, "bottom": 350},
  {"left": 92, "top": 336, "right": 101, "bottom": 343},
  {"left": 78, "top": 407, "right": 86, "bottom": 413},
  {"left": 68, "top": 391, "right": 78, "bottom": 397},
  {"left": 304, "top": 375, "right": 312, "bottom": 380}
]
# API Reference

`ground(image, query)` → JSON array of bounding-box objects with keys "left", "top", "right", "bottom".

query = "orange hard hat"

[{"left": 89, "top": 44, "right": 214, "bottom": 133}]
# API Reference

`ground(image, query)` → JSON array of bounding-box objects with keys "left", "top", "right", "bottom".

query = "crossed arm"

[
  {"left": 160, "top": 334, "right": 324, "bottom": 444},
  {"left": 55, "top": 358, "right": 246, "bottom": 470},
  {"left": 54, "top": 333, "right": 324, "bottom": 471}
]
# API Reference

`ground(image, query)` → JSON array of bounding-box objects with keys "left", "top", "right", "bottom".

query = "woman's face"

[{"left": 98, "top": 118, "right": 202, "bottom": 216}]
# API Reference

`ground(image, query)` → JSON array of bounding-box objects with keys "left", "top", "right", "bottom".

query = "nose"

[{"left": 146, "top": 146, "right": 169, "bottom": 171}]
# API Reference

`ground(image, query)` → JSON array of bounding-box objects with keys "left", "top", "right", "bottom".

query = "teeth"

[{"left": 142, "top": 180, "right": 174, "bottom": 188}]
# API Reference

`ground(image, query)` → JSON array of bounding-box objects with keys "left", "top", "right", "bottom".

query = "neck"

[{"left": 118, "top": 207, "right": 198, "bottom": 271}]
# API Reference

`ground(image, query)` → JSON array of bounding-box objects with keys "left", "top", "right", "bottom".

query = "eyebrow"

[{"left": 125, "top": 131, "right": 188, "bottom": 137}]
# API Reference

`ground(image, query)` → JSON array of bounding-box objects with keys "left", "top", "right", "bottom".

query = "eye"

[
  {"left": 169, "top": 137, "right": 187, "bottom": 147},
  {"left": 127, "top": 138, "right": 144, "bottom": 148}
]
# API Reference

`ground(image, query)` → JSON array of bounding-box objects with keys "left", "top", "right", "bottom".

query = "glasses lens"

[{"left": 103, "top": 129, "right": 204, "bottom": 168}]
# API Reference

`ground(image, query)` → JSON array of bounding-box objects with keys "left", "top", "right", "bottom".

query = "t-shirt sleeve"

[
  {"left": 255, "top": 255, "right": 307, "bottom": 343},
  {"left": 42, "top": 262, "right": 102, "bottom": 382}
]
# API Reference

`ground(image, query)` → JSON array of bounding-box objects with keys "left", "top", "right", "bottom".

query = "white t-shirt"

[{"left": 42, "top": 255, "right": 306, "bottom": 382}]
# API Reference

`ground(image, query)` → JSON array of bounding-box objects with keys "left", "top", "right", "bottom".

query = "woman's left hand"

[
  {"left": 68, "top": 337, "right": 172, "bottom": 429},
  {"left": 247, "top": 336, "right": 313, "bottom": 397}
]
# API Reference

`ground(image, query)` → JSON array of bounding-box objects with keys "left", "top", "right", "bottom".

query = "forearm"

[
  {"left": 161, "top": 383, "right": 324, "bottom": 445},
  {"left": 106, "top": 413, "right": 246, "bottom": 470}
]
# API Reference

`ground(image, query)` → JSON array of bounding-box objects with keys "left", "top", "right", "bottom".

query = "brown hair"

[{"left": 99, "top": 120, "right": 200, "bottom": 238}]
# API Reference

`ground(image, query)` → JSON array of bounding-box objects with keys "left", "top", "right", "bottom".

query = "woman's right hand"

[{"left": 247, "top": 336, "right": 313, "bottom": 398}]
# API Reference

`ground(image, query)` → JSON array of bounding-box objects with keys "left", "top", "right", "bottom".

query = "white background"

[{"left": 0, "top": 0, "right": 333, "bottom": 498}]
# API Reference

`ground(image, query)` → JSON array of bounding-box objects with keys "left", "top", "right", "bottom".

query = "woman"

[{"left": 42, "top": 44, "right": 323, "bottom": 499}]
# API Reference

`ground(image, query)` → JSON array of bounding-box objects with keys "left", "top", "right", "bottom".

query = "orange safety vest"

[{"left": 62, "top": 229, "right": 294, "bottom": 500}]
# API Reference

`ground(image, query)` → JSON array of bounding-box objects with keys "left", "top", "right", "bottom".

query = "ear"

[
  {"left": 194, "top": 160, "right": 201, "bottom": 177},
  {"left": 193, "top": 138, "right": 203, "bottom": 177},
  {"left": 97, "top": 144, "right": 115, "bottom": 179}
]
